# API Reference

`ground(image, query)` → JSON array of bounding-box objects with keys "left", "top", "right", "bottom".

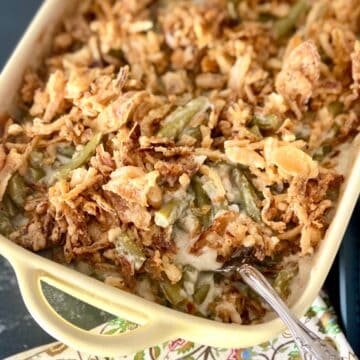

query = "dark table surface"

[
  {"left": 0, "top": 3, "right": 53, "bottom": 357},
  {"left": 0, "top": 1, "right": 358, "bottom": 359}
]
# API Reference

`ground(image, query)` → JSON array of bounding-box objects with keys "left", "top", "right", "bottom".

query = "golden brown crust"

[{"left": 1, "top": 0, "right": 359, "bottom": 324}]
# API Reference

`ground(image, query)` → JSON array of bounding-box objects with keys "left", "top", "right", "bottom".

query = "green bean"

[
  {"left": 157, "top": 97, "right": 209, "bottom": 139},
  {"left": 232, "top": 169, "right": 261, "bottom": 222},
  {"left": 108, "top": 48, "right": 126, "bottom": 62},
  {"left": 327, "top": 187, "right": 340, "bottom": 202},
  {"left": 192, "top": 175, "right": 212, "bottom": 228},
  {"left": 0, "top": 210, "right": 13, "bottom": 236},
  {"left": 181, "top": 126, "right": 202, "bottom": 141},
  {"left": 113, "top": 232, "right": 146, "bottom": 271},
  {"left": 183, "top": 265, "right": 199, "bottom": 283},
  {"left": 258, "top": 13, "right": 276, "bottom": 22},
  {"left": 155, "top": 198, "right": 187, "bottom": 228},
  {"left": 57, "top": 145, "right": 76, "bottom": 158},
  {"left": 295, "top": 124, "right": 311, "bottom": 141},
  {"left": 328, "top": 101, "right": 344, "bottom": 117},
  {"left": 56, "top": 133, "right": 102, "bottom": 180},
  {"left": 273, "top": 0, "right": 309, "bottom": 39},
  {"left": 194, "top": 284, "right": 210, "bottom": 305},
  {"left": 273, "top": 267, "right": 298, "bottom": 299},
  {"left": 7, "top": 173, "right": 27, "bottom": 208},
  {"left": 160, "top": 280, "right": 186, "bottom": 305},
  {"left": 313, "top": 144, "right": 332, "bottom": 161},
  {"left": 29, "top": 151, "right": 44, "bottom": 169},
  {"left": 194, "top": 273, "right": 214, "bottom": 309},
  {"left": 155, "top": 199, "right": 177, "bottom": 228},
  {"left": 249, "top": 125, "right": 262, "bottom": 138},
  {"left": 251, "top": 114, "right": 282, "bottom": 131},
  {"left": 28, "top": 167, "right": 46, "bottom": 183},
  {"left": 192, "top": 176, "right": 208, "bottom": 209},
  {"left": 3, "top": 194, "right": 18, "bottom": 217}
]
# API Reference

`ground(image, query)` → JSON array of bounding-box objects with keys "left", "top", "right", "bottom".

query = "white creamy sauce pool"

[
  {"left": 334, "top": 137, "right": 360, "bottom": 176},
  {"left": 136, "top": 278, "right": 156, "bottom": 301},
  {"left": 174, "top": 229, "right": 222, "bottom": 271},
  {"left": 198, "top": 281, "right": 222, "bottom": 316}
]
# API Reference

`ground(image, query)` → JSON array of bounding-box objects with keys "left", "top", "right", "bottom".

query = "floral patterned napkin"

[{"left": 7, "top": 294, "right": 357, "bottom": 360}]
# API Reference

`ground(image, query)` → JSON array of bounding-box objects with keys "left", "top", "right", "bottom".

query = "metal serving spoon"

[{"left": 215, "top": 264, "right": 340, "bottom": 360}]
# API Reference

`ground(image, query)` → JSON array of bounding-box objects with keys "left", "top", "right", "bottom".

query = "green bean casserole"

[{"left": 0, "top": 0, "right": 359, "bottom": 324}]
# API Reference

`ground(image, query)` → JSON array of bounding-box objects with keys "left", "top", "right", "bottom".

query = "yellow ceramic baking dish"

[{"left": 0, "top": 0, "right": 359, "bottom": 357}]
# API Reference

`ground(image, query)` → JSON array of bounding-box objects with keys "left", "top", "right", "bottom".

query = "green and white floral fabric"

[{"left": 8, "top": 295, "right": 357, "bottom": 360}]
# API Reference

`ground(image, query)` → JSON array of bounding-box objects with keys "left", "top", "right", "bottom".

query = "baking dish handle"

[{"left": 11, "top": 260, "right": 179, "bottom": 357}]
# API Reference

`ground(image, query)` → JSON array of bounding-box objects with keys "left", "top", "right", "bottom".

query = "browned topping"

[{"left": 1, "top": 0, "right": 359, "bottom": 324}]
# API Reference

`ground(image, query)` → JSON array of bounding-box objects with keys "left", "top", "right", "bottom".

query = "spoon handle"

[{"left": 239, "top": 264, "right": 340, "bottom": 360}]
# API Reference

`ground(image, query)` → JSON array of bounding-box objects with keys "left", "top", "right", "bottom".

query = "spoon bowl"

[{"left": 215, "top": 264, "right": 340, "bottom": 360}]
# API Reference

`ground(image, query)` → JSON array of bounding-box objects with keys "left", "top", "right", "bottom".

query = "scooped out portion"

[{"left": 0, "top": 0, "right": 359, "bottom": 324}]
